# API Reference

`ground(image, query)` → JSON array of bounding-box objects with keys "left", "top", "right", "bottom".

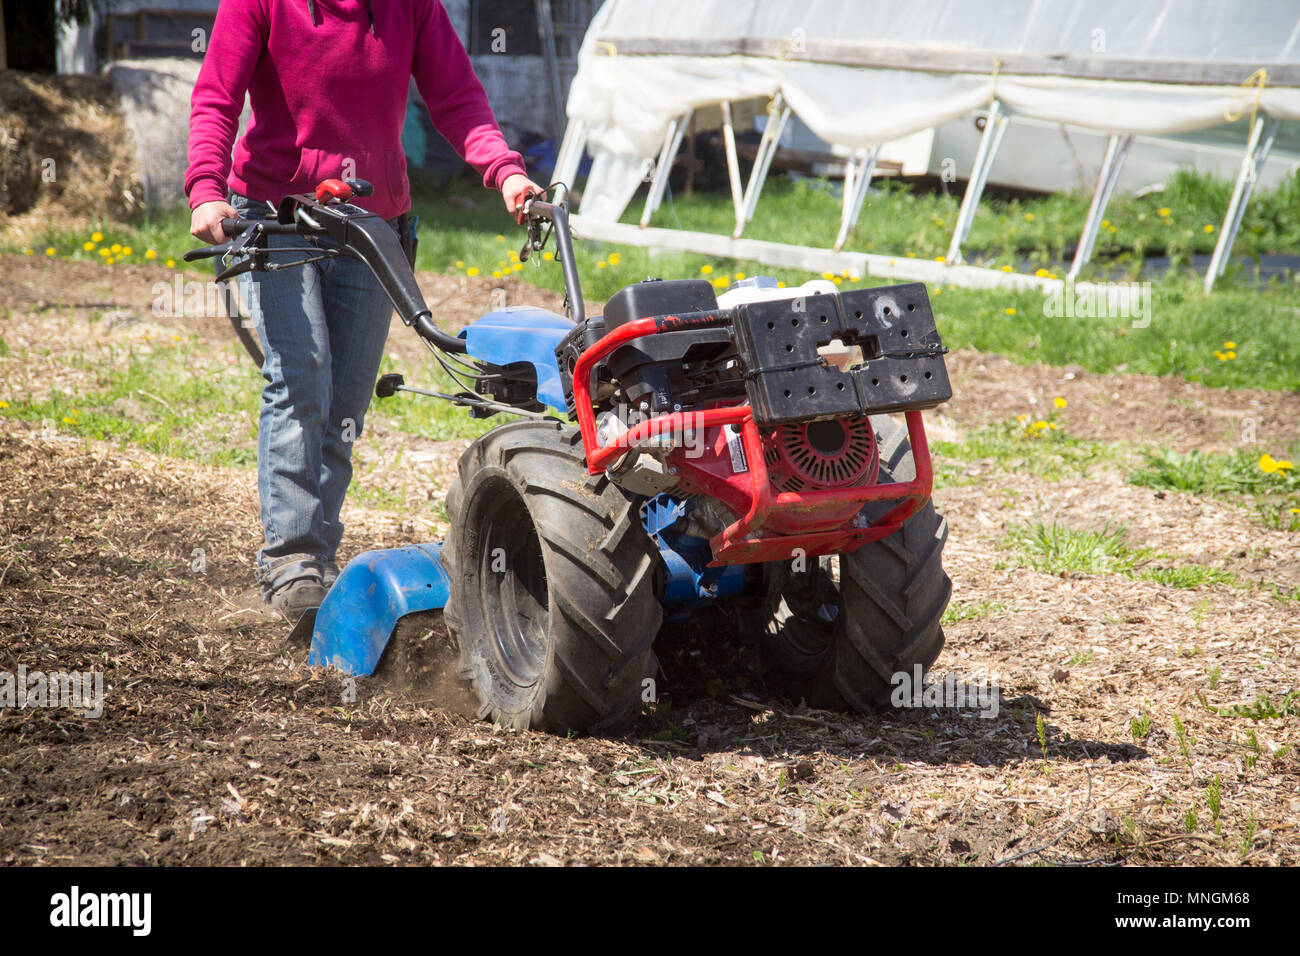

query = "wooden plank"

[
  {"left": 598, "top": 36, "right": 1300, "bottom": 88},
  {"left": 568, "top": 214, "right": 1091, "bottom": 295}
]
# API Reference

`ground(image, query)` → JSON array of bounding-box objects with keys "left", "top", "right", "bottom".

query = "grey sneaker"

[
  {"left": 269, "top": 576, "right": 328, "bottom": 623},
  {"left": 322, "top": 560, "right": 342, "bottom": 589}
]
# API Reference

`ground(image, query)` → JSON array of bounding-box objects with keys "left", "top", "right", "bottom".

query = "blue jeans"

[{"left": 231, "top": 194, "right": 397, "bottom": 597}]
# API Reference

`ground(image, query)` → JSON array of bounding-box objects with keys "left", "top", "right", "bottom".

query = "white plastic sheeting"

[{"left": 567, "top": 0, "right": 1300, "bottom": 221}]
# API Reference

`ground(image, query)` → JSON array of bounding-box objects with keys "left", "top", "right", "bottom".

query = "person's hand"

[
  {"left": 190, "top": 200, "right": 239, "bottom": 245},
  {"left": 501, "top": 174, "right": 544, "bottom": 225}
]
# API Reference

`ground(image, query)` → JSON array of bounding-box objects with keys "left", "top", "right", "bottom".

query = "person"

[{"left": 185, "top": 0, "right": 541, "bottom": 621}]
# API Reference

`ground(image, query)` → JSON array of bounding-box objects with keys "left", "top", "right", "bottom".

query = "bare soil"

[{"left": 1, "top": 257, "right": 1297, "bottom": 866}]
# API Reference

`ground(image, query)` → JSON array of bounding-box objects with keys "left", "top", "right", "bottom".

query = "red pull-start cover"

[{"left": 315, "top": 179, "right": 353, "bottom": 203}]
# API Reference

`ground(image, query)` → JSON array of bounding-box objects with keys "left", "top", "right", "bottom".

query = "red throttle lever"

[
  {"left": 315, "top": 179, "right": 375, "bottom": 203},
  {"left": 315, "top": 179, "right": 353, "bottom": 203}
]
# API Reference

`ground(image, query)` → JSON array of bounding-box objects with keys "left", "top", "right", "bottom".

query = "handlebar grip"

[{"left": 221, "top": 218, "right": 244, "bottom": 238}]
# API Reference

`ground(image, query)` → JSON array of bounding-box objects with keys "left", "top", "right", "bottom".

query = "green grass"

[
  {"left": 8, "top": 168, "right": 1300, "bottom": 391},
  {"left": 933, "top": 417, "right": 1127, "bottom": 486},
  {"left": 0, "top": 339, "right": 261, "bottom": 466},
  {"left": 1130, "top": 447, "right": 1300, "bottom": 496},
  {"left": 1129, "top": 447, "right": 1300, "bottom": 531},
  {"left": 941, "top": 599, "right": 1008, "bottom": 625},
  {"left": 0, "top": 331, "right": 498, "bottom": 468},
  {"left": 1005, "top": 522, "right": 1152, "bottom": 575},
  {"left": 631, "top": 164, "right": 1300, "bottom": 273},
  {"left": 1003, "top": 521, "right": 1248, "bottom": 592}
]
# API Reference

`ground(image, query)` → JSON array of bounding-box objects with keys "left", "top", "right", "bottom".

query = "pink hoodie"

[{"left": 185, "top": 0, "right": 527, "bottom": 219}]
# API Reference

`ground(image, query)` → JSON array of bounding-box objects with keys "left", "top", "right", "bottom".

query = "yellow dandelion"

[
  {"left": 0, "top": 400, "right": 9, "bottom": 409},
  {"left": 91, "top": 231, "right": 103, "bottom": 243},
  {"left": 1035, "top": 268, "right": 1052, "bottom": 278},
  {"left": 467, "top": 267, "right": 480, "bottom": 277},
  {"left": 105, "top": 257, "right": 115, "bottom": 265},
  {"left": 1025, "top": 213, "right": 1035, "bottom": 222},
  {"left": 777, "top": 281, "right": 786, "bottom": 289},
  {"left": 62, "top": 416, "right": 76, "bottom": 425},
  {"left": 45, "top": 247, "right": 56, "bottom": 256},
  {"left": 1204, "top": 224, "right": 1215, "bottom": 234},
  {"left": 146, "top": 249, "right": 157, "bottom": 260},
  {"left": 1158, "top": 207, "right": 1171, "bottom": 218},
  {"left": 736, "top": 272, "right": 747, "bottom": 281},
  {"left": 1259, "top": 454, "right": 1279, "bottom": 474},
  {"left": 1277, "top": 460, "right": 1295, "bottom": 472},
  {"left": 98, "top": 248, "right": 110, "bottom": 258},
  {"left": 165, "top": 258, "right": 175, "bottom": 268},
  {"left": 1225, "top": 351, "right": 1237, "bottom": 360},
  {"left": 1004, "top": 307, "right": 1017, "bottom": 316},
  {"left": 83, "top": 241, "right": 95, "bottom": 251},
  {"left": 495, "top": 235, "right": 505, "bottom": 243},
  {"left": 1001, "top": 265, "right": 1013, "bottom": 273},
  {"left": 597, "top": 261, "right": 608, "bottom": 269},
  {"left": 701, "top": 265, "right": 714, "bottom": 275},
  {"left": 110, "top": 243, "right": 122, "bottom": 253},
  {"left": 1289, "top": 508, "right": 1300, "bottom": 515},
  {"left": 1017, "top": 413, "right": 1029, "bottom": 424},
  {"left": 1224, "top": 341, "right": 1236, "bottom": 350},
  {"left": 492, "top": 270, "right": 503, "bottom": 279},
  {"left": 608, "top": 253, "right": 621, "bottom": 266},
  {"left": 542, "top": 251, "right": 554, "bottom": 261},
  {"left": 121, "top": 246, "right": 132, "bottom": 257},
  {"left": 1053, "top": 397, "right": 1067, "bottom": 409},
  {"left": 172, "top": 335, "right": 181, "bottom": 342},
  {"left": 22, "top": 248, "right": 33, "bottom": 256},
  {"left": 455, "top": 260, "right": 465, "bottom": 269}
]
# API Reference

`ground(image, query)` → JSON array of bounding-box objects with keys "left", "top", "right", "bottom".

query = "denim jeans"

[{"left": 231, "top": 194, "right": 397, "bottom": 597}]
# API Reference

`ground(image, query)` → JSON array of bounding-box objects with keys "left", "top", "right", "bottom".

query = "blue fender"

[
  {"left": 460, "top": 307, "right": 572, "bottom": 410},
  {"left": 307, "top": 543, "right": 450, "bottom": 676}
]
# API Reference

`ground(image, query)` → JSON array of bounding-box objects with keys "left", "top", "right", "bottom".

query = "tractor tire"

[
  {"left": 747, "top": 414, "right": 951, "bottom": 713},
  {"left": 442, "top": 421, "right": 662, "bottom": 734}
]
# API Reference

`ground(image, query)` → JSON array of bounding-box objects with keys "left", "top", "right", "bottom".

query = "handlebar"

[
  {"left": 183, "top": 184, "right": 586, "bottom": 360},
  {"left": 520, "top": 198, "right": 586, "bottom": 332}
]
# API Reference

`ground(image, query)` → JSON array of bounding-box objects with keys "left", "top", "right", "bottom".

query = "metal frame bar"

[
  {"left": 1205, "top": 114, "right": 1282, "bottom": 293},
  {"left": 1067, "top": 133, "right": 1134, "bottom": 281},
  {"left": 946, "top": 100, "right": 1010, "bottom": 266},
  {"left": 640, "top": 110, "right": 693, "bottom": 227},
  {"left": 596, "top": 36, "right": 1300, "bottom": 87},
  {"left": 534, "top": 0, "right": 567, "bottom": 143},
  {"left": 720, "top": 101, "right": 746, "bottom": 236},
  {"left": 734, "top": 93, "right": 792, "bottom": 238},
  {"left": 552, "top": 117, "right": 587, "bottom": 189},
  {"left": 834, "top": 146, "right": 880, "bottom": 253}
]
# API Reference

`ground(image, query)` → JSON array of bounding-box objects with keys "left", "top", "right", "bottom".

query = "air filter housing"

[{"left": 763, "top": 417, "right": 879, "bottom": 493}]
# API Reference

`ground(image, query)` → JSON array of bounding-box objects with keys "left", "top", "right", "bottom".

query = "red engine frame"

[{"left": 571, "top": 316, "right": 934, "bottom": 567}]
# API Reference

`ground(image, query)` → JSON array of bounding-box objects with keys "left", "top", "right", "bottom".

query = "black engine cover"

[{"left": 588, "top": 279, "right": 731, "bottom": 412}]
